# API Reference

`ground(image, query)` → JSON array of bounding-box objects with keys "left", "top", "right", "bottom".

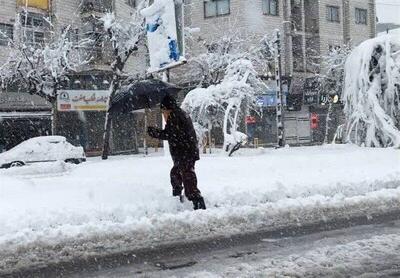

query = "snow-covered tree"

[
  {"left": 343, "top": 35, "right": 400, "bottom": 148},
  {"left": 180, "top": 29, "right": 275, "bottom": 154},
  {"left": 319, "top": 45, "right": 351, "bottom": 143},
  {"left": 185, "top": 23, "right": 274, "bottom": 88},
  {"left": 187, "top": 34, "right": 243, "bottom": 87},
  {"left": 101, "top": 3, "right": 147, "bottom": 159},
  {"left": 182, "top": 58, "right": 267, "bottom": 155},
  {"left": 0, "top": 13, "right": 91, "bottom": 134}
]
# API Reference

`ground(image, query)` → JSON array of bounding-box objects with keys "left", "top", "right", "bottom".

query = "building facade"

[
  {"left": 0, "top": 0, "right": 152, "bottom": 154},
  {"left": 178, "top": 0, "right": 376, "bottom": 146},
  {"left": 0, "top": 0, "right": 377, "bottom": 153}
]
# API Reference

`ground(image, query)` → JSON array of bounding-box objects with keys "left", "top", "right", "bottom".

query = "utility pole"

[
  {"left": 274, "top": 30, "right": 285, "bottom": 147},
  {"left": 162, "top": 69, "right": 170, "bottom": 156}
]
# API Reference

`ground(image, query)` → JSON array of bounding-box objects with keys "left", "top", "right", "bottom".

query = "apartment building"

[
  {"left": 180, "top": 0, "right": 376, "bottom": 145},
  {"left": 0, "top": 0, "right": 152, "bottom": 154},
  {"left": 0, "top": 0, "right": 376, "bottom": 152}
]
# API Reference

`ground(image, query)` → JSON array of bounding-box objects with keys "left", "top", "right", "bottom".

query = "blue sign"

[{"left": 256, "top": 92, "right": 287, "bottom": 107}]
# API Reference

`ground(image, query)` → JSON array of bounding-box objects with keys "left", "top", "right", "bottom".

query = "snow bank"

[{"left": 0, "top": 145, "right": 399, "bottom": 272}]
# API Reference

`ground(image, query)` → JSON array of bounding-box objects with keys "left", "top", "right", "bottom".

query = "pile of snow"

[{"left": 0, "top": 145, "right": 399, "bottom": 272}]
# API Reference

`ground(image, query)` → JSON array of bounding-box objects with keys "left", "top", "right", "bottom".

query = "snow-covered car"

[{"left": 0, "top": 136, "right": 86, "bottom": 169}]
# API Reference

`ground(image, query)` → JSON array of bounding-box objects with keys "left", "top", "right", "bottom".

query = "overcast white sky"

[{"left": 376, "top": 0, "right": 400, "bottom": 24}]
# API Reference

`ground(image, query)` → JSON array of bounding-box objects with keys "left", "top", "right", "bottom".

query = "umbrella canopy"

[{"left": 109, "top": 79, "right": 182, "bottom": 113}]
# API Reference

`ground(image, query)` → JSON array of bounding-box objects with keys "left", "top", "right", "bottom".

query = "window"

[
  {"left": 292, "top": 35, "right": 304, "bottom": 72},
  {"left": 204, "top": 0, "right": 230, "bottom": 18},
  {"left": 0, "top": 23, "right": 13, "bottom": 46},
  {"left": 355, "top": 8, "right": 367, "bottom": 25},
  {"left": 328, "top": 45, "right": 341, "bottom": 52},
  {"left": 66, "top": 28, "right": 79, "bottom": 44},
  {"left": 326, "top": 5, "right": 340, "bottom": 22},
  {"left": 25, "top": 30, "right": 45, "bottom": 45},
  {"left": 262, "top": 0, "right": 278, "bottom": 16},
  {"left": 20, "top": 12, "right": 46, "bottom": 28},
  {"left": 126, "top": 0, "right": 136, "bottom": 8}
]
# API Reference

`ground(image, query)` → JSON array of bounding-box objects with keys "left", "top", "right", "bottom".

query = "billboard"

[
  {"left": 57, "top": 90, "right": 110, "bottom": 111},
  {"left": 141, "top": 0, "right": 186, "bottom": 73}
]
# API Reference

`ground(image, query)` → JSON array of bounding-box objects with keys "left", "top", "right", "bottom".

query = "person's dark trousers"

[{"left": 170, "top": 160, "right": 206, "bottom": 209}]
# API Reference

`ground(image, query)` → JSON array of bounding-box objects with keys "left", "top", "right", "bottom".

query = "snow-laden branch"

[
  {"left": 343, "top": 35, "right": 400, "bottom": 147},
  {"left": 185, "top": 26, "right": 274, "bottom": 88},
  {"left": 100, "top": 6, "right": 146, "bottom": 73},
  {"left": 0, "top": 16, "right": 92, "bottom": 103},
  {"left": 100, "top": 2, "right": 148, "bottom": 159},
  {"left": 182, "top": 59, "right": 267, "bottom": 154}
]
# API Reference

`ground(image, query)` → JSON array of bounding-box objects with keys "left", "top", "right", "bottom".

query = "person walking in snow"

[{"left": 147, "top": 95, "right": 206, "bottom": 210}]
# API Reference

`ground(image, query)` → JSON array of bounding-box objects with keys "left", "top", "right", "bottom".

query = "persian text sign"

[{"left": 57, "top": 90, "right": 110, "bottom": 111}]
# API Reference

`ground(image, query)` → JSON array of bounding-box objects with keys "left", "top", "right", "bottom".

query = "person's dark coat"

[{"left": 148, "top": 100, "right": 199, "bottom": 163}]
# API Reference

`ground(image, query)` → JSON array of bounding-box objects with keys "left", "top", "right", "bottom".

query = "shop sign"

[
  {"left": 245, "top": 116, "right": 256, "bottom": 124},
  {"left": 57, "top": 90, "right": 110, "bottom": 111},
  {"left": 0, "top": 92, "right": 50, "bottom": 110},
  {"left": 257, "top": 95, "right": 276, "bottom": 107},
  {"left": 304, "top": 90, "right": 319, "bottom": 105}
]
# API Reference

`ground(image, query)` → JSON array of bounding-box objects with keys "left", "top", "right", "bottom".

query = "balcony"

[
  {"left": 80, "top": 0, "right": 113, "bottom": 14},
  {"left": 80, "top": 45, "right": 113, "bottom": 69},
  {"left": 17, "top": 0, "right": 49, "bottom": 11}
]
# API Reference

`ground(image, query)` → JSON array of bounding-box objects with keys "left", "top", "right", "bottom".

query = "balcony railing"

[
  {"left": 17, "top": 0, "right": 49, "bottom": 11},
  {"left": 80, "top": 0, "right": 113, "bottom": 14},
  {"left": 83, "top": 46, "right": 113, "bottom": 66}
]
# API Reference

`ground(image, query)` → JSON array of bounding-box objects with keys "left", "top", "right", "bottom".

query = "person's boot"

[
  {"left": 172, "top": 187, "right": 183, "bottom": 197},
  {"left": 192, "top": 196, "right": 206, "bottom": 210},
  {"left": 173, "top": 187, "right": 185, "bottom": 203}
]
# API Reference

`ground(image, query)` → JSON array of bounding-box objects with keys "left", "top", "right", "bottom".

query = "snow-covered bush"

[
  {"left": 343, "top": 35, "right": 400, "bottom": 147},
  {"left": 182, "top": 58, "right": 266, "bottom": 154}
]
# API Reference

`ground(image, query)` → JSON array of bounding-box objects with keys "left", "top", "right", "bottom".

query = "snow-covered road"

[
  {"left": 0, "top": 145, "right": 399, "bottom": 274},
  {"left": 85, "top": 219, "right": 400, "bottom": 277}
]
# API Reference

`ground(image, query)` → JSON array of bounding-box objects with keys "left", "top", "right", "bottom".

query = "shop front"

[
  {"left": 57, "top": 89, "right": 140, "bottom": 156},
  {"left": 0, "top": 92, "right": 51, "bottom": 152}
]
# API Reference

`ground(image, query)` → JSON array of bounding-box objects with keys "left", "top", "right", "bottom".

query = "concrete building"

[
  {"left": 179, "top": 0, "right": 376, "bottom": 146},
  {"left": 0, "top": 0, "right": 377, "bottom": 153},
  {"left": 0, "top": 0, "right": 153, "bottom": 154}
]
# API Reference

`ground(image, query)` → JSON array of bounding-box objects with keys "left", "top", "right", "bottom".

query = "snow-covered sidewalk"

[{"left": 0, "top": 145, "right": 399, "bottom": 272}]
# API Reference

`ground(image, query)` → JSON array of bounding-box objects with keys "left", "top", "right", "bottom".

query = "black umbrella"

[{"left": 109, "top": 79, "right": 182, "bottom": 113}]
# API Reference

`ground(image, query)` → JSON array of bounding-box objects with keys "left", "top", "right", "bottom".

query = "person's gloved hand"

[{"left": 147, "top": 126, "right": 158, "bottom": 138}]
